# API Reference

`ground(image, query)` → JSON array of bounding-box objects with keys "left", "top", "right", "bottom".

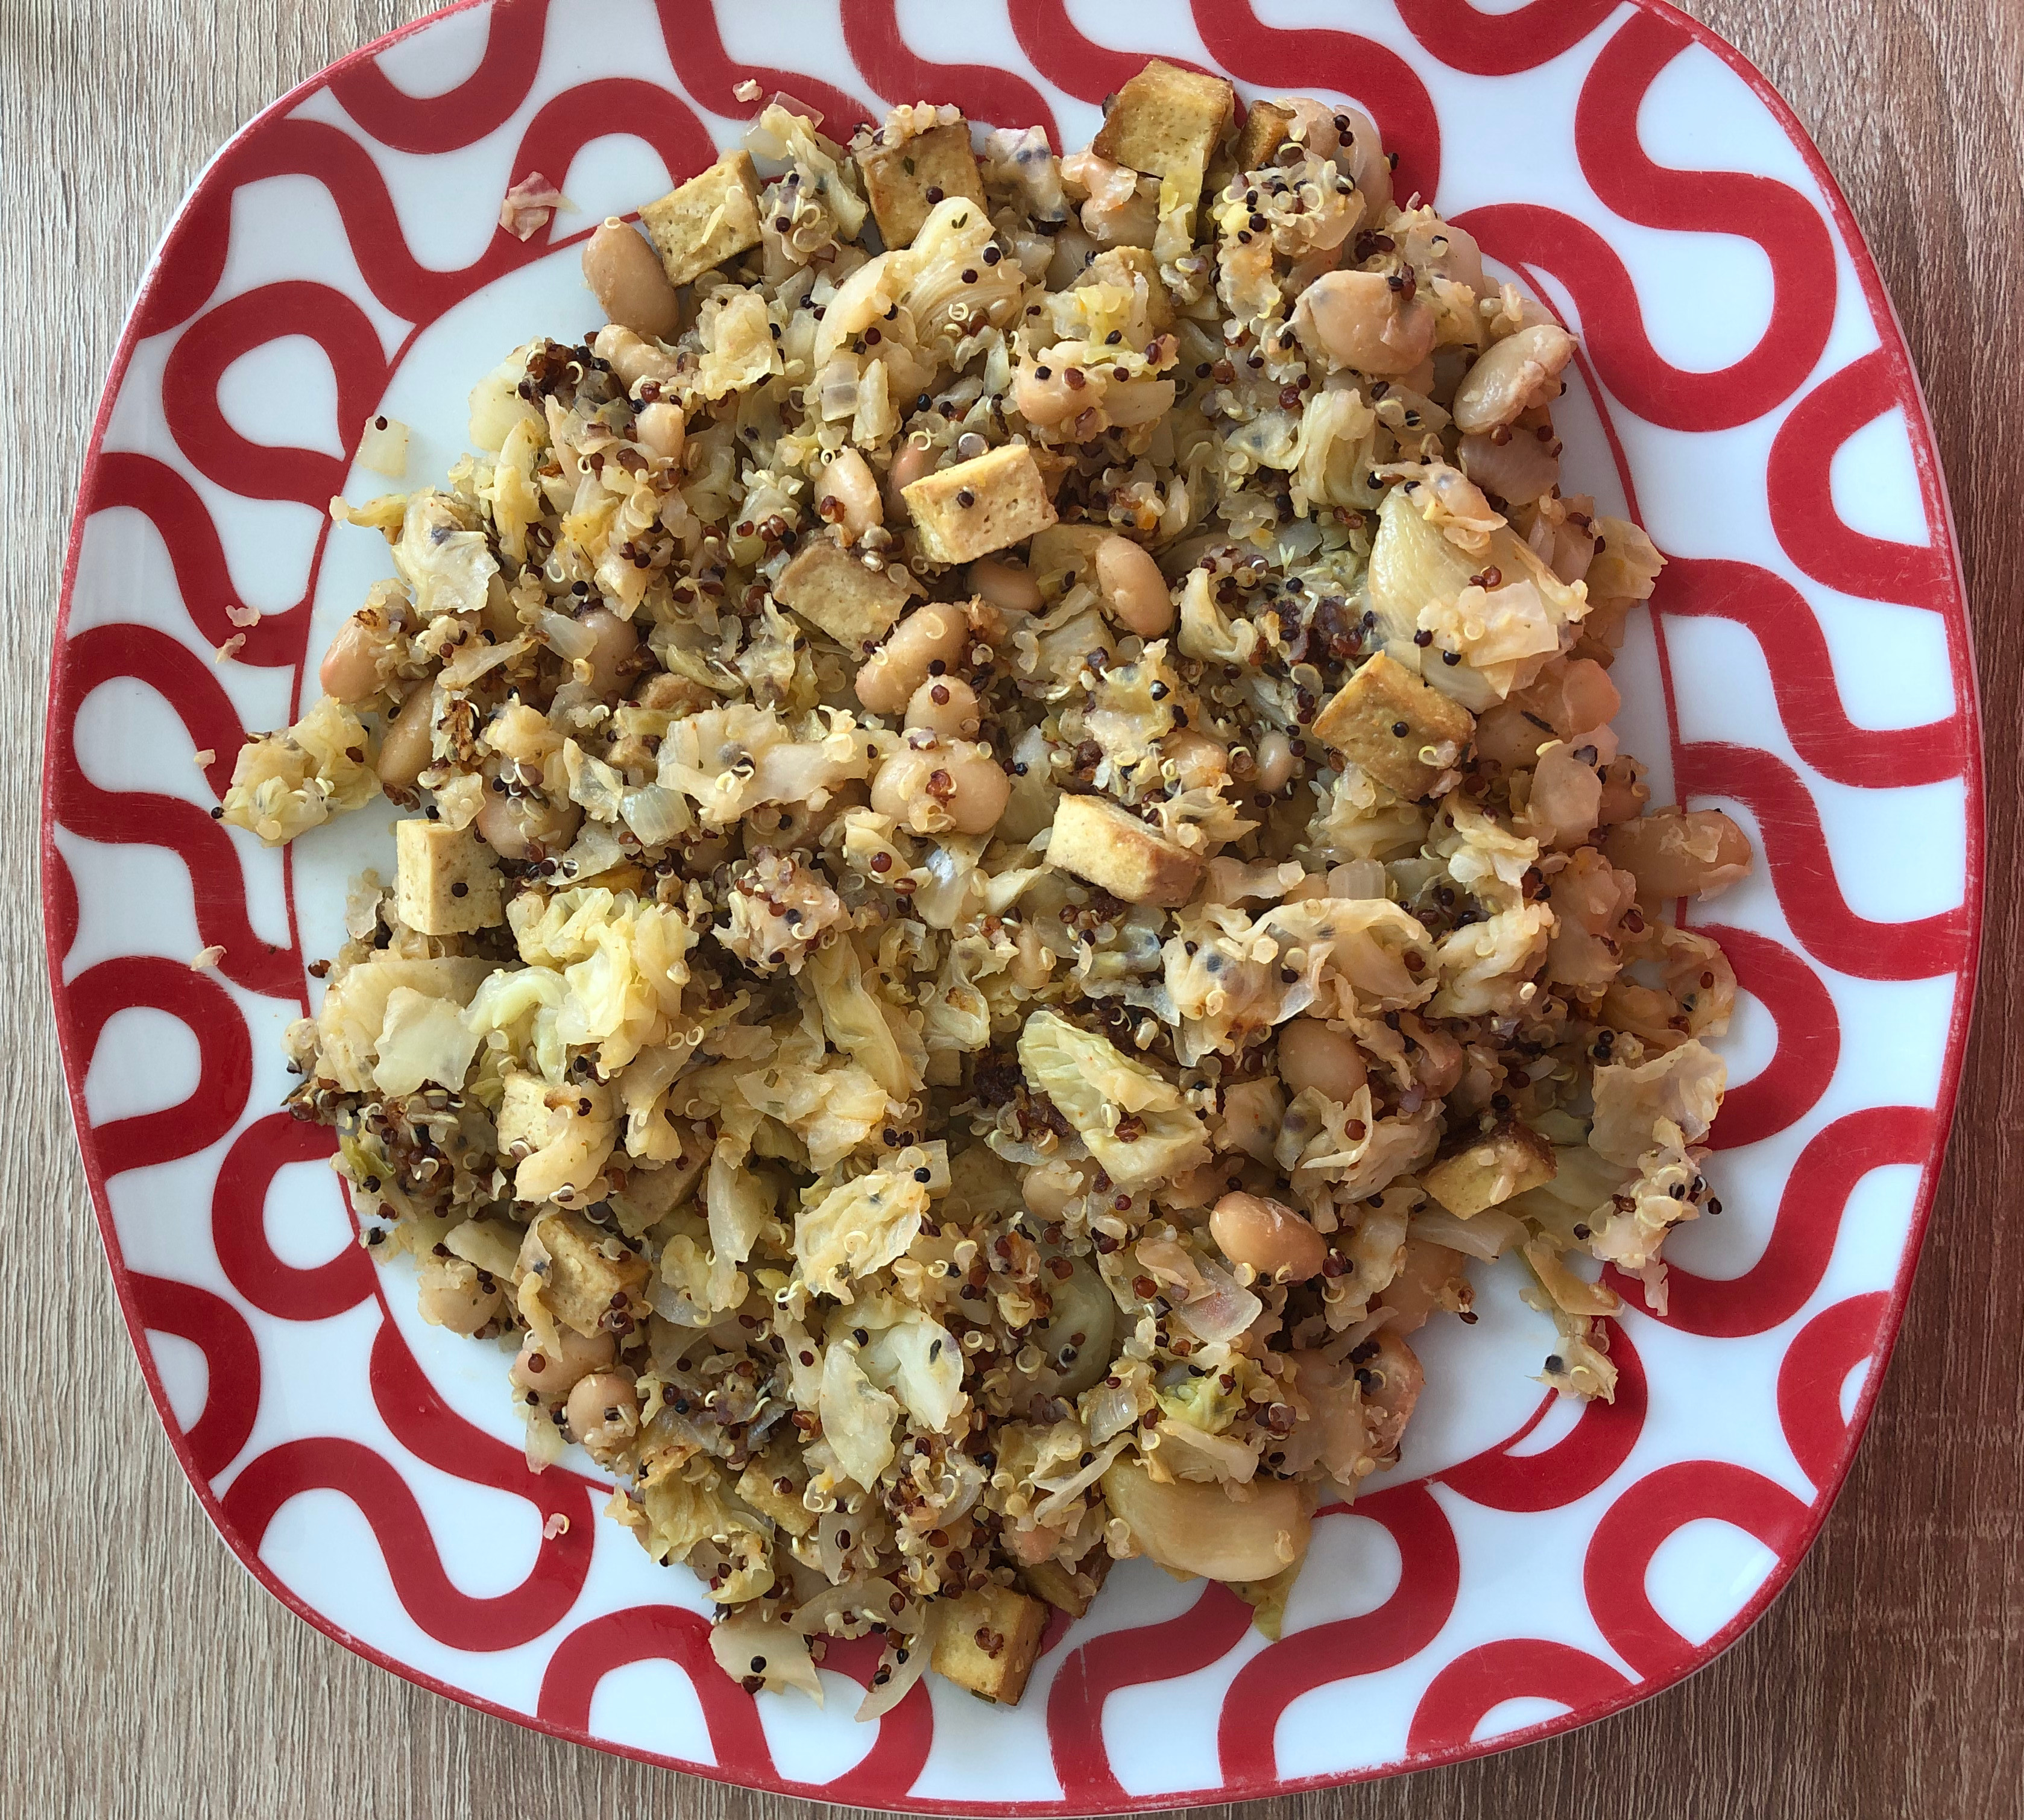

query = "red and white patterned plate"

[{"left": 44, "top": 1, "right": 1981, "bottom": 1810}]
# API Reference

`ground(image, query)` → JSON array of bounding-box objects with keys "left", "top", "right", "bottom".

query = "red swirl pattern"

[
  {"left": 1440, "top": 1321, "right": 1648, "bottom": 1512},
  {"left": 1583, "top": 1462, "right": 1809, "bottom": 1679},
  {"left": 1193, "top": 1, "right": 1442, "bottom": 205},
  {"left": 1407, "top": 1638, "right": 1631, "bottom": 1755},
  {"left": 1608, "top": 1105, "right": 1935, "bottom": 1339},
  {"left": 1767, "top": 348, "right": 1950, "bottom": 605},
  {"left": 1777, "top": 1292, "right": 1890, "bottom": 1490},
  {"left": 1689, "top": 924, "right": 1840, "bottom": 1151},
  {"left": 43, "top": 1, "right": 1979, "bottom": 1810},
  {"left": 1396, "top": 0, "right": 1618, "bottom": 77}
]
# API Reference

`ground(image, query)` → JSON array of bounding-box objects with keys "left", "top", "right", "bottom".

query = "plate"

[{"left": 43, "top": 0, "right": 1981, "bottom": 1809}]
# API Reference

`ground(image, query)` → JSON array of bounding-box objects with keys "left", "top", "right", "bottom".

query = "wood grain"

[{"left": 4, "top": 2, "right": 2017, "bottom": 1815}]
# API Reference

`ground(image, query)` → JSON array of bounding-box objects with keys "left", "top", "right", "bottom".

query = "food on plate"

[{"left": 221, "top": 69, "right": 1748, "bottom": 1712}]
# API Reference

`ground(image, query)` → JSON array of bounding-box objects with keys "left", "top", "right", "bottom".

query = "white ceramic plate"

[{"left": 47, "top": 1, "right": 1980, "bottom": 1809}]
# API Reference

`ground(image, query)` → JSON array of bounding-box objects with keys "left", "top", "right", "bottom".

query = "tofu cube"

[
  {"left": 1091, "top": 60, "right": 1235, "bottom": 199},
  {"left": 526, "top": 1210, "right": 650, "bottom": 1338},
  {"left": 1313, "top": 652, "right": 1477, "bottom": 800},
  {"left": 1045, "top": 793, "right": 1202, "bottom": 908},
  {"left": 931, "top": 1581, "right": 1050, "bottom": 1705},
  {"left": 1424, "top": 1119, "right": 1558, "bottom": 1219},
  {"left": 774, "top": 534, "right": 912, "bottom": 651},
  {"left": 904, "top": 443, "right": 1058, "bottom": 566},
  {"left": 640, "top": 150, "right": 763, "bottom": 288},
  {"left": 1021, "top": 1546, "right": 1112, "bottom": 1620},
  {"left": 1234, "top": 99, "right": 1296, "bottom": 172},
  {"left": 856, "top": 120, "right": 986, "bottom": 249},
  {"left": 394, "top": 818, "right": 503, "bottom": 935}
]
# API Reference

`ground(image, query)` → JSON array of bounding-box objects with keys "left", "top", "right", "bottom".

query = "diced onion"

[
  {"left": 357, "top": 414, "right": 409, "bottom": 478},
  {"left": 1101, "top": 1456, "right": 1310, "bottom": 1582},
  {"left": 1408, "top": 1204, "right": 1524, "bottom": 1262},
  {"left": 541, "top": 611, "right": 598, "bottom": 662}
]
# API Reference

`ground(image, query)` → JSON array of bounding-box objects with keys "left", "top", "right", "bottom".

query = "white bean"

[
  {"left": 583, "top": 220, "right": 681, "bottom": 341},
  {"left": 416, "top": 1254, "right": 502, "bottom": 1335},
  {"left": 635, "top": 400, "right": 686, "bottom": 463},
  {"left": 476, "top": 758, "right": 584, "bottom": 859},
  {"left": 1452, "top": 324, "right": 1577, "bottom": 435},
  {"left": 1209, "top": 1191, "right": 1327, "bottom": 1281},
  {"left": 564, "top": 1369, "right": 640, "bottom": 1462},
  {"left": 1277, "top": 1018, "right": 1368, "bottom": 1104},
  {"left": 905, "top": 675, "right": 982, "bottom": 739},
  {"left": 376, "top": 683, "right": 435, "bottom": 795},
  {"left": 509, "top": 1326, "right": 616, "bottom": 1403},
  {"left": 578, "top": 606, "right": 639, "bottom": 700},
  {"left": 968, "top": 555, "right": 1043, "bottom": 614},
  {"left": 870, "top": 741, "right": 1010, "bottom": 835},
  {"left": 1253, "top": 730, "right": 1294, "bottom": 792},
  {"left": 1293, "top": 270, "right": 1437, "bottom": 376},
  {"left": 319, "top": 613, "right": 386, "bottom": 702},
  {"left": 817, "top": 446, "right": 884, "bottom": 543},
  {"left": 886, "top": 437, "right": 936, "bottom": 516},
  {"left": 592, "top": 323, "right": 678, "bottom": 393},
  {"left": 1014, "top": 359, "right": 1086, "bottom": 428},
  {"left": 855, "top": 604, "right": 969, "bottom": 716},
  {"left": 1094, "top": 534, "right": 1174, "bottom": 637},
  {"left": 1362, "top": 1329, "right": 1423, "bottom": 1458}
]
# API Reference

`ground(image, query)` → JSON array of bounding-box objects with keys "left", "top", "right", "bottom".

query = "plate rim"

[{"left": 40, "top": 0, "right": 1986, "bottom": 1809}]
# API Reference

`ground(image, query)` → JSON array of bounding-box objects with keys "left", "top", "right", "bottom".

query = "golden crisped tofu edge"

[
  {"left": 902, "top": 442, "right": 1058, "bottom": 565},
  {"left": 393, "top": 818, "right": 503, "bottom": 935},
  {"left": 930, "top": 1582, "right": 1050, "bottom": 1703},
  {"left": 1311, "top": 651, "right": 1477, "bottom": 799},
  {"left": 856, "top": 120, "right": 986, "bottom": 248},
  {"left": 639, "top": 150, "right": 763, "bottom": 288},
  {"left": 773, "top": 535, "right": 911, "bottom": 651},
  {"left": 1045, "top": 792, "right": 1203, "bottom": 908}
]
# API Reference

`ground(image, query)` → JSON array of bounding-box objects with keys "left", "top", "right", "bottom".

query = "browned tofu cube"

[
  {"left": 394, "top": 818, "right": 503, "bottom": 935},
  {"left": 1424, "top": 1119, "right": 1558, "bottom": 1219},
  {"left": 1313, "top": 652, "right": 1477, "bottom": 800},
  {"left": 774, "top": 534, "right": 912, "bottom": 651},
  {"left": 640, "top": 151, "right": 763, "bottom": 288},
  {"left": 1021, "top": 1546, "right": 1112, "bottom": 1620},
  {"left": 904, "top": 443, "right": 1058, "bottom": 565},
  {"left": 1046, "top": 793, "right": 1202, "bottom": 908},
  {"left": 932, "top": 1581, "right": 1050, "bottom": 1704},
  {"left": 1092, "top": 60, "right": 1235, "bottom": 199},
  {"left": 856, "top": 120, "right": 986, "bottom": 249},
  {"left": 1234, "top": 99, "right": 1297, "bottom": 172},
  {"left": 525, "top": 1210, "right": 650, "bottom": 1338}
]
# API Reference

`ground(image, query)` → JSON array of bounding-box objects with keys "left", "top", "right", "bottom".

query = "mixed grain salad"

[{"left": 222, "top": 64, "right": 1750, "bottom": 1711}]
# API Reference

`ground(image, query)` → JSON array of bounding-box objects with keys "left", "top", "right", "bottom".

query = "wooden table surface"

[{"left": 6, "top": 2, "right": 2019, "bottom": 1815}]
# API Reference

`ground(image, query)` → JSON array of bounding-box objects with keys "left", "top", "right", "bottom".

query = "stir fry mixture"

[{"left": 223, "top": 65, "right": 1750, "bottom": 1711}]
